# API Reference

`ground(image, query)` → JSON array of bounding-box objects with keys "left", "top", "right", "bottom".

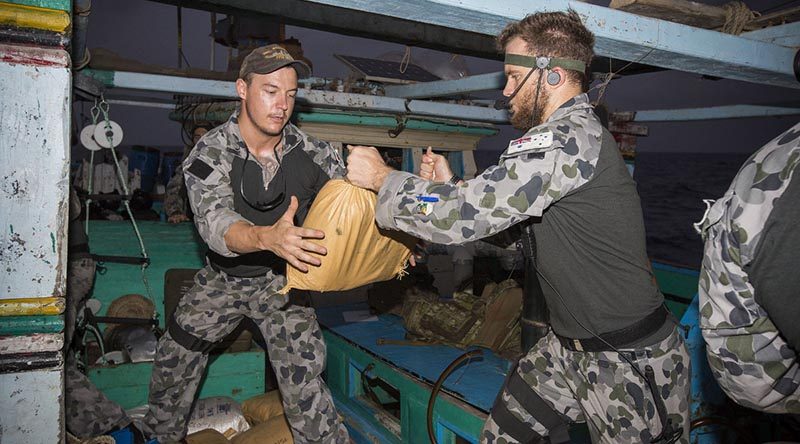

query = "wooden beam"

[
  {"left": 295, "top": 0, "right": 800, "bottom": 89},
  {"left": 609, "top": 0, "right": 727, "bottom": 29},
  {"left": 751, "top": 6, "right": 800, "bottom": 29}
]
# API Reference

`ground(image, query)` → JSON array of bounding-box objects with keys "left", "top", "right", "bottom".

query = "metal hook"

[{"left": 388, "top": 115, "right": 407, "bottom": 138}]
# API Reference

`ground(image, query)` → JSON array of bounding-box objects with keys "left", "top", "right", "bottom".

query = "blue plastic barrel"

[{"left": 129, "top": 146, "right": 160, "bottom": 192}]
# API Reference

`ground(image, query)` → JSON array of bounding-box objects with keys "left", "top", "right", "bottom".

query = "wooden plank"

[
  {"left": 0, "top": 297, "right": 64, "bottom": 315},
  {"left": 0, "top": 368, "right": 63, "bottom": 443},
  {"left": 0, "top": 1, "right": 71, "bottom": 32},
  {"left": 0, "top": 332, "right": 62, "bottom": 354},
  {"left": 0, "top": 43, "right": 70, "bottom": 302},
  {"left": 751, "top": 6, "right": 800, "bottom": 28},
  {"left": 608, "top": 121, "right": 649, "bottom": 136},
  {"left": 88, "top": 350, "right": 266, "bottom": 409},
  {"left": 610, "top": 0, "right": 726, "bottom": 29},
  {"left": 323, "top": 330, "right": 487, "bottom": 444},
  {"left": 282, "top": 0, "right": 798, "bottom": 89},
  {"left": 297, "top": 122, "right": 482, "bottom": 151},
  {"left": 2, "top": 0, "right": 71, "bottom": 11},
  {"left": 0, "top": 315, "right": 63, "bottom": 335}
]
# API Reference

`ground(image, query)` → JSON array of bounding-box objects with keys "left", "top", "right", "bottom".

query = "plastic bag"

[
  {"left": 187, "top": 396, "right": 250, "bottom": 439},
  {"left": 282, "top": 179, "right": 415, "bottom": 293}
]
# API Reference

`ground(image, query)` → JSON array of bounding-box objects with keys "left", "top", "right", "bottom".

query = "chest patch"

[{"left": 507, "top": 131, "right": 553, "bottom": 155}]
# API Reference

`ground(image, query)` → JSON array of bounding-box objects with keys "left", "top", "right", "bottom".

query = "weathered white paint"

[
  {"left": 0, "top": 44, "right": 71, "bottom": 300},
  {"left": 0, "top": 368, "right": 64, "bottom": 443},
  {"left": 0, "top": 43, "right": 69, "bottom": 444},
  {"left": 0, "top": 333, "right": 64, "bottom": 354}
]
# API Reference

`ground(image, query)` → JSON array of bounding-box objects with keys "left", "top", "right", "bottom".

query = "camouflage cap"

[{"left": 238, "top": 44, "right": 311, "bottom": 80}]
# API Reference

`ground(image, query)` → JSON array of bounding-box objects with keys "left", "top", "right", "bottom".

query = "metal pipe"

[
  {"left": 72, "top": 0, "right": 91, "bottom": 70},
  {"left": 210, "top": 12, "right": 216, "bottom": 70},
  {"left": 177, "top": 5, "right": 183, "bottom": 69}
]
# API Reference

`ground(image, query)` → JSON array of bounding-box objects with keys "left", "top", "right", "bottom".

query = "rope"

[
  {"left": 84, "top": 100, "right": 100, "bottom": 235},
  {"left": 722, "top": 1, "right": 758, "bottom": 35},
  {"left": 97, "top": 96, "right": 156, "bottom": 319},
  {"left": 589, "top": 47, "right": 655, "bottom": 107},
  {"left": 399, "top": 46, "right": 411, "bottom": 74}
]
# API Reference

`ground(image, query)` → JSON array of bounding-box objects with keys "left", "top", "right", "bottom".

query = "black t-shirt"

[{"left": 745, "top": 173, "right": 800, "bottom": 352}]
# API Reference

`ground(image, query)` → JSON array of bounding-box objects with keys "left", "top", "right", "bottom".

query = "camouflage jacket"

[
  {"left": 375, "top": 94, "right": 666, "bottom": 340},
  {"left": 375, "top": 94, "right": 603, "bottom": 243},
  {"left": 698, "top": 123, "right": 800, "bottom": 330},
  {"left": 698, "top": 122, "right": 800, "bottom": 412},
  {"left": 183, "top": 109, "right": 345, "bottom": 257},
  {"left": 164, "top": 160, "right": 189, "bottom": 219}
]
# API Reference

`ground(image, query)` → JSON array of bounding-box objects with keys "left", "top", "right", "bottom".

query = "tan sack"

[
  {"left": 186, "top": 429, "right": 231, "bottom": 444},
  {"left": 242, "top": 390, "right": 284, "bottom": 425},
  {"left": 282, "top": 179, "right": 414, "bottom": 293},
  {"left": 231, "top": 415, "right": 294, "bottom": 444}
]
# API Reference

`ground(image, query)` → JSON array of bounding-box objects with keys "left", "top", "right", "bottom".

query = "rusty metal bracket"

[{"left": 388, "top": 115, "right": 407, "bottom": 138}]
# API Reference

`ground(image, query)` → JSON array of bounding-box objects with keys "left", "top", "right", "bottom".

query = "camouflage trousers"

[
  {"left": 65, "top": 256, "right": 131, "bottom": 438},
  {"left": 65, "top": 257, "right": 95, "bottom": 347},
  {"left": 482, "top": 326, "right": 690, "bottom": 444},
  {"left": 141, "top": 266, "right": 349, "bottom": 443},
  {"left": 65, "top": 357, "right": 131, "bottom": 437},
  {"left": 703, "top": 321, "right": 800, "bottom": 413}
]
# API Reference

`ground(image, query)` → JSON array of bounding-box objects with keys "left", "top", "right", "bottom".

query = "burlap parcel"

[{"left": 282, "top": 179, "right": 414, "bottom": 293}]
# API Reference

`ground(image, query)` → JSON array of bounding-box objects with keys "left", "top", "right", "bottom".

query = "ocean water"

[{"left": 633, "top": 152, "right": 751, "bottom": 269}]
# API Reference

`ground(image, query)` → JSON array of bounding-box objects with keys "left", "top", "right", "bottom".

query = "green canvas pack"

[{"left": 401, "top": 280, "right": 522, "bottom": 356}]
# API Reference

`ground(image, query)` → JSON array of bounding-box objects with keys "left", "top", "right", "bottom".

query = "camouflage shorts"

[{"left": 482, "top": 326, "right": 690, "bottom": 444}]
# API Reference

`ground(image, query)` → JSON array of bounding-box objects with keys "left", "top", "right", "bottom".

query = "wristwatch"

[{"left": 448, "top": 174, "right": 463, "bottom": 185}]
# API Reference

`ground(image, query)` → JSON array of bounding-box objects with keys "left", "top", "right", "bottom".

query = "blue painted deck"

[{"left": 317, "top": 303, "right": 510, "bottom": 412}]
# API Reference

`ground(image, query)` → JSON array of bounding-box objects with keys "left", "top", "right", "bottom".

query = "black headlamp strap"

[{"left": 504, "top": 53, "right": 586, "bottom": 73}]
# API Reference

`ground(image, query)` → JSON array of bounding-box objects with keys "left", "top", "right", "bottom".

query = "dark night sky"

[{"left": 75, "top": 0, "right": 800, "bottom": 164}]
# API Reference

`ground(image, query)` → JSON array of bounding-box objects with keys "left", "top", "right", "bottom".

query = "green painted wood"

[
  {"left": 88, "top": 350, "right": 265, "bottom": 410},
  {"left": 82, "top": 68, "right": 114, "bottom": 87},
  {"left": 324, "top": 330, "right": 486, "bottom": 443},
  {"left": 88, "top": 220, "right": 206, "bottom": 328},
  {"left": 3, "top": 0, "right": 71, "bottom": 11},
  {"left": 295, "top": 112, "right": 497, "bottom": 135},
  {"left": 652, "top": 262, "right": 700, "bottom": 319},
  {"left": 0, "top": 315, "right": 63, "bottom": 335}
]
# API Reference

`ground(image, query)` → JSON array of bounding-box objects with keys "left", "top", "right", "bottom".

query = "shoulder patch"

[
  {"left": 187, "top": 159, "right": 213, "bottom": 180},
  {"left": 504, "top": 130, "right": 554, "bottom": 157}
]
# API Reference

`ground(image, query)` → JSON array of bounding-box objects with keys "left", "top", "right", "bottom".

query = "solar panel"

[{"left": 335, "top": 54, "right": 441, "bottom": 84}]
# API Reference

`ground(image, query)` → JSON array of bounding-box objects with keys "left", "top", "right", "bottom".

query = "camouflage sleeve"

[
  {"left": 183, "top": 142, "right": 250, "bottom": 257},
  {"left": 163, "top": 164, "right": 187, "bottom": 219},
  {"left": 374, "top": 118, "right": 602, "bottom": 244},
  {"left": 300, "top": 133, "right": 346, "bottom": 179}
]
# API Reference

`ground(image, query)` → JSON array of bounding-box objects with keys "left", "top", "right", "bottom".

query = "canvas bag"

[
  {"left": 282, "top": 179, "right": 415, "bottom": 293},
  {"left": 402, "top": 280, "right": 522, "bottom": 354}
]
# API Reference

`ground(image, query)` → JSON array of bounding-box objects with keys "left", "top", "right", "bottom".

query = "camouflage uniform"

[
  {"left": 163, "top": 161, "right": 190, "bottom": 221},
  {"left": 698, "top": 122, "right": 800, "bottom": 413},
  {"left": 374, "top": 94, "right": 690, "bottom": 443},
  {"left": 65, "top": 355, "right": 131, "bottom": 438},
  {"left": 65, "top": 187, "right": 132, "bottom": 438},
  {"left": 142, "top": 110, "right": 350, "bottom": 443},
  {"left": 483, "top": 329, "right": 688, "bottom": 443}
]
